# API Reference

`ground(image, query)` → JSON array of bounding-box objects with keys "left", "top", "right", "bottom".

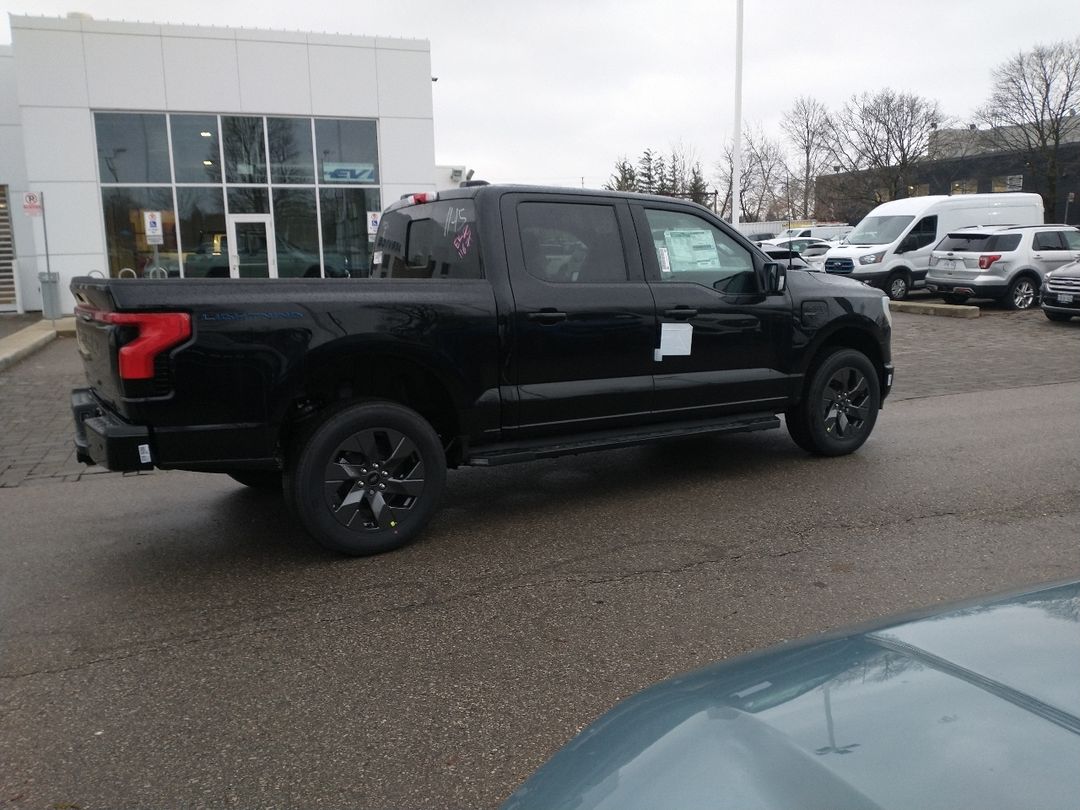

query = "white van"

[
  {"left": 821, "top": 193, "right": 1044, "bottom": 300},
  {"left": 777, "top": 224, "right": 854, "bottom": 241}
]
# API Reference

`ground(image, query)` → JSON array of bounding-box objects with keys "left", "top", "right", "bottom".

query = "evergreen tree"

[
  {"left": 688, "top": 162, "right": 711, "bottom": 206},
  {"left": 653, "top": 154, "right": 670, "bottom": 196},
  {"left": 604, "top": 158, "right": 638, "bottom": 192},
  {"left": 637, "top": 149, "right": 658, "bottom": 195}
]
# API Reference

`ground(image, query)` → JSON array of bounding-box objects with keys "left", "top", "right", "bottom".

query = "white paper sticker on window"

[{"left": 137, "top": 443, "right": 152, "bottom": 464}]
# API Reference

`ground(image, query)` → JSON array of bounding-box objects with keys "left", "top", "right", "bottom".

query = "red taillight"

[
  {"left": 407, "top": 192, "right": 439, "bottom": 205},
  {"left": 978, "top": 254, "right": 1002, "bottom": 270},
  {"left": 76, "top": 306, "right": 191, "bottom": 379}
]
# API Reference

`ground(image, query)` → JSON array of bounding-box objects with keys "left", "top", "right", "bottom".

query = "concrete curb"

[
  {"left": 0, "top": 318, "right": 76, "bottom": 373},
  {"left": 890, "top": 301, "right": 980, "bottom": 319}
]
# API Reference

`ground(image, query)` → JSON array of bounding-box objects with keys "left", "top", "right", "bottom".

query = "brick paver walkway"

[{"left": 1, "top": 310, "right": 1078, "bottom": 488}]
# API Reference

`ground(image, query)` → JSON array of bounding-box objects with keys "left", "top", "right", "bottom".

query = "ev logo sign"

[{"left": 322, "top": 162, "right": 375, "bottom": 183}]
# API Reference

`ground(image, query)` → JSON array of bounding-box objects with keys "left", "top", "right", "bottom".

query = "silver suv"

[{"left": 926, "top": 225, "right": 1080, "bottom": 309}]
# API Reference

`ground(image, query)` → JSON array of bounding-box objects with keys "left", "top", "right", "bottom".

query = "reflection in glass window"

[
  {"left": 171, "top": 114, "right": 221, "bottom": 183},
  {"left": 95, "top": 113, "right": 170, "bottom": 184},
  {"left": 223, "top": 116, "right": 267, "bottom": 184},
  {"left": 315, "top": 119, "right": 379, "bottom": 184},
  {"left": 228, "top": 187, "right": 270, "bottom": 214},
  {"left": 101, "top": 187, "right": 177, "bottom": 278},
  {"left": 176, "top": 187, "right": 226, "bottom": 279},
  {"left": 373, "top": 200, "right": 481, "bottom": 280},
  {"left": 272, "top": 189, "right": 322, "bottom": 278},
  {"left": 320, "top": 188, "right": 381, "bottom": 277},
  {"left": 268, "top": 117, "right": 314, "bottom": 184},
  {"left": 518, "top": 202, "right": 627, "bottom": 283}
]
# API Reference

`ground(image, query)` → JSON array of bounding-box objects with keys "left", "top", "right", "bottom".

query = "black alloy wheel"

[
  {"left": 286, "top": 401, "right": 446, "bottom": 556},
  {"left": 786, "top": 348, "right": 880, "bottom": 456}
]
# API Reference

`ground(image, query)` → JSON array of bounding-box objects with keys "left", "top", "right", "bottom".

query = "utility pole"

[{"left": 731, "top": 0, "right": 744, "bottom": 227}]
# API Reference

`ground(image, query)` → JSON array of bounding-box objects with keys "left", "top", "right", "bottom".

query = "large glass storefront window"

[
  {"left": 101, "top": 187, "right": 178, "bottom": 277},
  {"left": 268, "top": 117, "right": 315, "bottom": 184},
  {"left": 96, "top": 113, "right": 380, "bottom": 279},
  {"left": 321, "top": 188, "right": 381, "bottom": 277},
  {"left": 272, "top": 189, "right": 321, "bottom": 278},
  {"left": 94, "top": 113, "right": 170, "bottom": 183},
  {"left": 315, "top": 119, "right": 380, "bottom": 184},
  {"left": 177, "top": 187, "right": 227, "bottom": 279},
  {"left": 223, "top": 116, "right": 267, "bottom": 184},
  {"left": 172, "top": 114, "right": 222, "bottom": 183}
]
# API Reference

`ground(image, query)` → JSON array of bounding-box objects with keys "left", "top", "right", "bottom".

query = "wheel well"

[
  {"left": 803, "top": 328, "right": 885, "bottom": 398},
  {"left": 284, "top": 354, "right": 461, "bottom": 464},
  {"left": 887, "top": 267, "right": 911, "bottom": 280}
]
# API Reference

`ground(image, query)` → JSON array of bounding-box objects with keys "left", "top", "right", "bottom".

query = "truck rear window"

[{"left": 372, "top": 200, "right": 482, "bottom": 279}]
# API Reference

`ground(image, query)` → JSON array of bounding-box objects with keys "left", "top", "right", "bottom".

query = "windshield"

[{"left": 847, "top": 215, "right": 914, "bottom": 245}]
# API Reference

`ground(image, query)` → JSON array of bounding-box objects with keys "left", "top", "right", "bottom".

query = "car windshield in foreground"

[{"left": 847, "top": 216, "right": 914, "bottom": 245}]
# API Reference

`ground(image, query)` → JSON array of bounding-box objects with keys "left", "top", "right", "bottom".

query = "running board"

[{"left": 466, "top": 413, "right": 781, "bottom": 467}]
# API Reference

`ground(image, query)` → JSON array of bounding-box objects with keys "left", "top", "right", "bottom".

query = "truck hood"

[{"left": 503, "top": 580, "right": 1080, "bottom": 810}]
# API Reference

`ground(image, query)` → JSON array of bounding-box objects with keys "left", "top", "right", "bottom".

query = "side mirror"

[{"left": 764, "top": 261, "right": 787, "bottom": 294}]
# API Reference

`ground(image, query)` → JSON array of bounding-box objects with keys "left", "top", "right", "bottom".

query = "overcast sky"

[{"left": 4, "top": 1, "right": 1079, "bottom": 189}]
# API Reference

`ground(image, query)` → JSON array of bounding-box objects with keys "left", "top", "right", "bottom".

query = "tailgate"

[{"left": 72, "top": 281, "right": 125, "bottom": 409}]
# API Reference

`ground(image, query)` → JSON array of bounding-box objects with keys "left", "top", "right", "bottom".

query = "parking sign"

[{"left": 143, "top": 210, "right": 164, "bottom": 245}]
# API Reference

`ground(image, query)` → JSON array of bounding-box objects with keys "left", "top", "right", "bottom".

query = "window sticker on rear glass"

[{"left": 453, "top": 224, "right": 473, "bottom": 258}]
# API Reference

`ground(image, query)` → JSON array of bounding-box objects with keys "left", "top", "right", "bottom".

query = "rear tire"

[
  {"left": 786, "top": 348, "right": 880, "bottom": 457},
  {"left": 284, "top": 401, "right": 446, "bottom": 556},
  {"left": 1004, "top": 275, "right": 1039, "bottom": 310},
  {"left": 227, "top": 470, "right": 282, "bottom": 490},
  {"left": 1044, "top": 310, "right": 1074, "bottom": 322},
  {"left": 886, "top": 273, "right": 909, "bottom": 301}
]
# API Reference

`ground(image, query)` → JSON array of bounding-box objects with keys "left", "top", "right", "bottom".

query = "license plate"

[
  {"left": 938, "top": 259, "right": 954, "bottom": 270},
  {"left": 1059, "top": 293, "right": 1074, "bottom": 304}
]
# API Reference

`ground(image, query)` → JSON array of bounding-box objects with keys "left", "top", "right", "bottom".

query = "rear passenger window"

[
  {"left": 1033, "top": 232, "right": 1065, "bottom": 251},
  {"left": 518, "top": 202, "right": 628, "bottom": 283},
  {"left": 1061, "top": 231, "right": 1080, "bottom": 250},
  {"left": 372, "top": 200, "right": 482, "bottom": 279},
  {"left": 987, "top": 234, "right": 1021, "bottom": 252}
]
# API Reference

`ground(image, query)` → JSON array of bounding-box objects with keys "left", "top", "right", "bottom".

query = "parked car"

[
  {"left": 756, "top": 246, "right": 814, "bottom": 271},
  {"left": 1042, "top": 258, "right": 1080, "bottom": 321},
  {"left": 70, "top": 185, "right": 893, "bottom": 556},
  {"left": 744, "top": 231, "right": 777, "bottom": 241},
  {"left": 776, "top": 224, "right": 854, "bottom": 241},
  {"left": 926, "top": 224, "right": 1080, "bottom": 309},
  {"left": 503, "top": 578, "right": 1080, "bottom": 810},
  {"left": 822, "top": 193, "right": 1044, "bottom": 301}
]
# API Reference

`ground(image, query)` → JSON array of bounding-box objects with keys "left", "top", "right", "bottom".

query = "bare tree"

[
  {"left": 827, "top": 89, "right": 942, "bottom": 207},
  {"left": 781, "top": 96, "right": 831, "bottom": 218},
  {"left": 716, "top": 126, "right": 788, "bottom": 222},
  {"left": 976, "top": 38, "right": 1080, "bottom": 220}
]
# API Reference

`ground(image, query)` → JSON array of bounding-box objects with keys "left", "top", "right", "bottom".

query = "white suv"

[{"left": 926, "top": 225, "right": 1080, "bottom": 309}]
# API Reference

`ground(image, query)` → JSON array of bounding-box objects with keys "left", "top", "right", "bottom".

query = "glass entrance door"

[{"left": 226, "top": 214, "right": 277, "bottom": 279}]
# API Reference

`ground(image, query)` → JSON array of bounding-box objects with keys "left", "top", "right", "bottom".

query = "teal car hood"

[{"left": 503, "top": 581, "right": 1080, "bottom": 810}]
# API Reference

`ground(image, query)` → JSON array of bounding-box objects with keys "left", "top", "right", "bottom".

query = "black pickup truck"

[{"left": 71, "top": 185, "right": 894, "bottom": 555}]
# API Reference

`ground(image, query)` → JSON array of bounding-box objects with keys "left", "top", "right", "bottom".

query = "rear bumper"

[
  {"left": 72, "top": 388, "right": 154, "bottom": 471},
  {"left": 926, "top": 274, "right": 1007, "bottom": 298}
]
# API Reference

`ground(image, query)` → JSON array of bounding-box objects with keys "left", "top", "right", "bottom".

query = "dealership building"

[{"left": 0, "top": 13, "right": 444, "bottom": 314}]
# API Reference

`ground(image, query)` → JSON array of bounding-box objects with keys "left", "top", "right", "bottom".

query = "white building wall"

[
  {"left": 8, "top": 14, "right": 437, "bottom": 313},
  {"left": 0, "top": 45, "right": 31, "bottom": 312}
]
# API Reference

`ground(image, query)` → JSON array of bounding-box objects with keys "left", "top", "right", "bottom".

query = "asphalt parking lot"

[{"left": 2, "top": 307, "right": 1079, "bottom": 808}]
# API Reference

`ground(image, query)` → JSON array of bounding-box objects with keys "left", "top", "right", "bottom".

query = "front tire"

[
  {"left": 1004, "top": 276, "right": 1038, "bottom": 310},
  {"left": 786, "top": 348, "right": 881, "bottom": 456},
  {"left": 284, "top": 401, "right": 446, "bottom": 556},
  {"left": 886, "top": 273, "right": 909, "bottom": 301}
]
